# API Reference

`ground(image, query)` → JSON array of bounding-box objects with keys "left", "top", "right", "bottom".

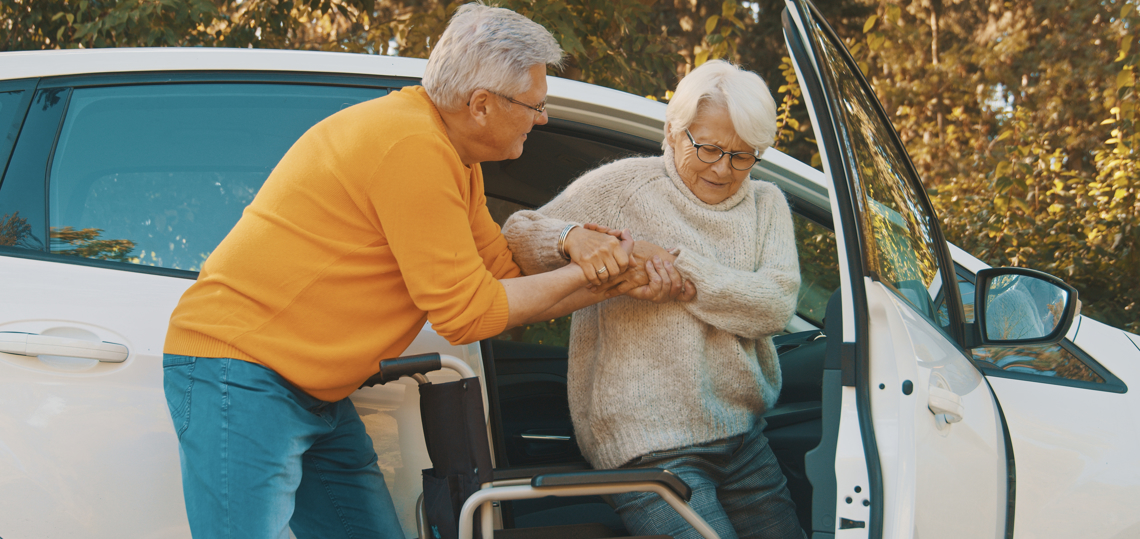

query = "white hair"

[
  {"left": 423, "top": 3, "right": 565, "bottom": 111},
  {"left": 664, "top": 60, "right": 778, "bottom": 155}
]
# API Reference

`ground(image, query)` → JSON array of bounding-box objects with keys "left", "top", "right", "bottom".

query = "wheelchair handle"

[{"left": 360, "top": 353, "right": 476, "bottom": 387}]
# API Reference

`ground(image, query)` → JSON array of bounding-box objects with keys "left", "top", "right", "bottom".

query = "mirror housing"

[{"left": 968, "top": 267, "right": 1080, "bottom": 348}]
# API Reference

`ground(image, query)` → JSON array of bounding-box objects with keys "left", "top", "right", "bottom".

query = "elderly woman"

[{"left": 501, "top": 60, "right": 804, "bottom": 539}]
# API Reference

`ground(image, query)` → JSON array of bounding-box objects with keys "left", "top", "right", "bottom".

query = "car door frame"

[{"left": 782, "top": 1, "right": 1003, "bottom": 537}]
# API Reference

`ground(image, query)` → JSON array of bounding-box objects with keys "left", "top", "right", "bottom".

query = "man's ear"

[{"left": 466, "top": 89, "right": 493, "bottom": 126}]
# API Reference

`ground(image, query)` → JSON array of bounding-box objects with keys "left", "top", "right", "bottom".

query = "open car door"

[{"left": 784, "top": 1, "right": 1009, "bottom": 537}]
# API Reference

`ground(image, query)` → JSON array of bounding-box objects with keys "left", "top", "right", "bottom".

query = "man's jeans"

[
  {"left": 611, "top": 420, "right": 806, "bottom": 539},
  {"left": 163, "top": 354, "right": 403, "bottom": 539}
]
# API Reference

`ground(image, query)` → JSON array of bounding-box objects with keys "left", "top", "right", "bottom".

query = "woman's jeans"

[
  {"left": 163, "top": 354, "right": 403, "bottom": 539},
  {"left": 611, "top": 420, "right": 805, "bottom": 539}
]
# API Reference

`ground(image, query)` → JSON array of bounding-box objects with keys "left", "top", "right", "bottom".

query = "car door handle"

[
  {"left": 0, "top": 332, "right": 129, "bottom": 363},
  {"left": 927, "top": 385, "right": 964, "bottom": 423},
  {"left": 520, "top": 433, "right": 573, "bottom": 442}
]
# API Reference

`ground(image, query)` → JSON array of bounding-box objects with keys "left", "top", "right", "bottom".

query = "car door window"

[
  {"left": 0, "top": 82, "right": 35, "bottom": 177},
  {"left": 810, "top": 17, "right": 949, "bottom": 329},
  {"left": 792, "top": 212, "right": 839, "bottom": 327},
  {"left": 0, "top": 88, "right": 69, "bottom": 251},
  {"left": 28, "top": 83, "right": 386, "bottom": 271}
]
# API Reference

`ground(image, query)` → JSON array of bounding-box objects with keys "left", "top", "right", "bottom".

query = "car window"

[
  {"left": 793, "top": 212, "right": 839, "bottom": 327},
  {"left": 0, "top": 89, "right": 32, "bottom": 247},
  {"left": 812, "top": 18, "right": 950, "bottom": 330},
  {"left": 41, "top": 83, "right": 385, "bottom": 270},
  {"left": 0, "top": 88, "right": 28, "bottom": 169},
  {"left": 0, "top": 88, "right": 68, "bottom": 251}
]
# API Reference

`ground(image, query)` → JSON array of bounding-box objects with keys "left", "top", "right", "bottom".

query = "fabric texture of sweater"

[
  {"left": 502, "top": 144, "right": 800, "bottom": 469},
  {"left": 165, "top": 86, "right": 520, "bottom": 402}
]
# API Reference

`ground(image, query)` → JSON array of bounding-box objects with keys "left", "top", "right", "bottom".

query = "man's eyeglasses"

[
  {"left": 487, "top": 90, "right": 547, "bottom": 117},
  {"left": 686, "top": 130, "right": 759, "bottom": 171}
]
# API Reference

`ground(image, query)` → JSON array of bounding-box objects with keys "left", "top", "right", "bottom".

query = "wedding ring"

[{"left": 596, "top": 267, "right": 608, "bottom": 274}]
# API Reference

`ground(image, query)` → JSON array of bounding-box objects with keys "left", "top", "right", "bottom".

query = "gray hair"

[
  {"left": 423, "top": 3, "right": 565, "bottom": 111},
  {"left": 664, "top": 60, "right": 778, "bottom": 155}
]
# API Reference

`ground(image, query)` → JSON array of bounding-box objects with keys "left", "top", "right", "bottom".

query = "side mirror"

[{"left": 972, "top": 267, "right": 1080, "bottom": 347}]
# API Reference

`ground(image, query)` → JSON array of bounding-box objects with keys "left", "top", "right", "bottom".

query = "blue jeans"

[
  {"left": 611, "top": 420, "right": 805, "bottom": 539},
  {"left": 163, "top": 354, "right": 403, "bottom": 539}
]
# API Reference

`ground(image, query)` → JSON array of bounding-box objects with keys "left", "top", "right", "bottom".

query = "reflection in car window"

[
  {"left": 47, "top": 83, "right": 386, "bottom": 270},
  {"left": 0, "top": 90, "right": 28, "bottom": 248},
  {"left": 793, "top": 213, "right": 839, "bottom": 326},
  {"left": 944, "top": 267, "right": 1105, "bottom": 384},
  {"left": 0, "top": 88, "right": 68, "bottom": 252},
  {"left": 812, "top": 19, "right": 947, "bottom": 328}
]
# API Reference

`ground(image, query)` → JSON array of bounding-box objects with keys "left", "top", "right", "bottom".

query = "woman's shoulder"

[
  {"left": 746, "top": 178, "right": 791, "bottom": 206},
  {"left": 563, "top": 154, "right": 667, "bottom": 196},
  {"left": 590, "top": 154, "right": 666, "bottom": 180}
]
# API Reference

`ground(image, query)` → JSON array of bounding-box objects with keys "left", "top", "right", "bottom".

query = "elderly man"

[{"left": 161, "top": 5, "right": 627, "bottom": 538}]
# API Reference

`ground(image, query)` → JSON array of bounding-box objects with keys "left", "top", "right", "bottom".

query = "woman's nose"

[{"left": 711, "top": 155, "right": 733, "bottom": 176}]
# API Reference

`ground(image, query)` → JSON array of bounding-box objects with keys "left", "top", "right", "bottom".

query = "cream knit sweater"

[{"left": 502, "top": 145, "right": 800, "bottom": 470}]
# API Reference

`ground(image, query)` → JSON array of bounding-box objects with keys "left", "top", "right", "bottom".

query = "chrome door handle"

[
  {"left": 520, "top": 434, "right": 572, "bottom": 442},
  {"left": 0, "top": 332, "right": 129, "bottom": 363}
]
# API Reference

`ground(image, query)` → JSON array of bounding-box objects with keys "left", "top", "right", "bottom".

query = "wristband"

[{"left": 557, "top": 223, "right": 579, "bottom": 261}]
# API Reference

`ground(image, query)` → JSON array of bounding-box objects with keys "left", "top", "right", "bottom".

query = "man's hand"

[{"left": 564, "top": 225, "right": 631, "bottom": 286}]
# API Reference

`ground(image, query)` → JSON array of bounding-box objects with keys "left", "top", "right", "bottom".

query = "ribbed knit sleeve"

[
  {"left": 673, "top": 183, "right": 800, "bottom": 339},
  {"left": 501, "top": 210, "right": 572, "bottom": 275},
  {"left": 502, "top": 158, "right": 637, "bottom": 275}
]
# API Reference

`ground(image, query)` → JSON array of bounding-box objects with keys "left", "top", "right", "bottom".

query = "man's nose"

[{"left": 534, "top": 109, "right": 549, "bottom": 126}]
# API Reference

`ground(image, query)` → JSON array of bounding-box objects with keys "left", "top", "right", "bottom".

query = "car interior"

[{"left": 477, "top": 120, "right": 839, "bottom": 535}]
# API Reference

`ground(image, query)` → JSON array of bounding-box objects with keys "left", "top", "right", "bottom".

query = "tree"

[{"left": 851, "top": 0, "right": 1139, "bottom": 332}]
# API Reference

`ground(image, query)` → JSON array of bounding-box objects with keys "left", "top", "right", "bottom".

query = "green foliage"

[
  {"left": 497, "top": 0, "right": 682, "bottom": 98},
  {"left": 494, "top": 315, "right": 572, "bottom": 347},
  {"left": 852, "top": 0, "right": 1139, "bottom": 333}
]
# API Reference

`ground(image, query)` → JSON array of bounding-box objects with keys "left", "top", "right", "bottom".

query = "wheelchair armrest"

[{"left": 531, "top": 468, "right": 692, "bottom": 502}]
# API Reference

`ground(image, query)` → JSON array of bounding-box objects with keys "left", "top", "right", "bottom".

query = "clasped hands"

[{"left": 563, "top": 223, "right": 696, "bottom": 303}]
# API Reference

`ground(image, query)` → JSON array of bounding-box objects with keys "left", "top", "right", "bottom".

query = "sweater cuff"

[
  {"left": 673, "top": 246, "right": 713, "bottom": 285},
  {"left": 504, "top": 215, "right": 577, "bottom": 275},
  {"left": 466, "top": 282, "right": 512, "bottom": 343}
]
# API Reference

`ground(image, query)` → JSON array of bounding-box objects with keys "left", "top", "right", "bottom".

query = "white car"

[{"left": 2, "top": 1, "right": 1138, "bottom": 538}]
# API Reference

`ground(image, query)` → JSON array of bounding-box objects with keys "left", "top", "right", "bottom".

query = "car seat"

[{"left": 361, "top": 353, "right": 720, "bottom": 539}]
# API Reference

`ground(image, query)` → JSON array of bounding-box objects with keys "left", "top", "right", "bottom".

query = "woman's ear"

[{"left": 664, "top": 122, "right": 678, "bottom": 151}]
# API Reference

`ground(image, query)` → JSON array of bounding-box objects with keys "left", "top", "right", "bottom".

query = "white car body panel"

[
  {"left": 987, "top": 316, "right": 1140, "bottom": 539},
  {"left": 833, "top": 386, "right": 872, "bottom": 533},
  {"left": 0, "top": 253, "right": 479, "bottom": 537},
  {"left": 865, "top": 281, "right": 1004, "bottom": 539},
  {"left": 0, "top": 47, "right": 426, "bottom": 80}
]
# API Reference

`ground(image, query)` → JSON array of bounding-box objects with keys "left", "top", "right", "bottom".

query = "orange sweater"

[{"left": 164, "top": 86, "right": 520, "bottom": 401}]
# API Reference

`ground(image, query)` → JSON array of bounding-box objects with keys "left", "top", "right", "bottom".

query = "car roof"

[{"left": 0, "top": 47, "right": 828, "bottom": 213}]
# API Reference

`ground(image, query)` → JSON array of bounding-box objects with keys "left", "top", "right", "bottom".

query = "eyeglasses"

[
  {"left": 487, "top": 90, "right": 547, "bottom": 117},
  {"left": 685, "top": 130, "right": 759, "bottom": 171}
]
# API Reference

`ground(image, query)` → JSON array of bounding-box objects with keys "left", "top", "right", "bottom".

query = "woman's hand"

[
  {"left": 564, "top": 225, "right": 632, "bottom": 286},
  {"left": 624, "top": 257, "right": 697, "bottom": 303}
]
